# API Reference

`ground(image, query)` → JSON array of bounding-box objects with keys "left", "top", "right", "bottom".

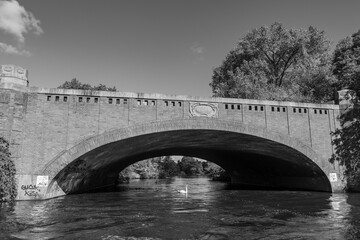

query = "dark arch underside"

[{"left": 51, "top": 129, "right": 332, "bottom": 194}]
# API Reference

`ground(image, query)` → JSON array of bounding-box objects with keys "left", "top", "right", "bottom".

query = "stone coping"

[{"left": 1, "top": 83, "right": 339, "bottom": 109}]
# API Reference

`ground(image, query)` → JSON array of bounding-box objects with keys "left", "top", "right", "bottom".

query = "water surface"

[{"left": 1, "top": 177, "right": 360, "bottom": 239}]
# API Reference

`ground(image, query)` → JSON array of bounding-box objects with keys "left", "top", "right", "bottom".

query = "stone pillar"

[
  {"left": 0, "top": 65, "right": 29, "bottom": 91},
  {"left": 0, "top": 65, "right": 32, "bottom": 200}
]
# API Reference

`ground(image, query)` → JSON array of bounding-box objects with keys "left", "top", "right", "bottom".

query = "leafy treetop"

[
  {"left": 58, "top": 78, "right": 117, "bottom": 92},
  {"left": 332, "top": 29, "right": 360, "bottom": 95},
  {"left": 210, "top": 22, "right": 335, "bottom": 103}
]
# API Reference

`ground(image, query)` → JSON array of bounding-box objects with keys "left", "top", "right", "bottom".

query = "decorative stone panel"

[
  {"left": 189, "top": 102, "right": 218, "bottom": 118},
  {"left": 0, "top": 65, "right": 29, "bottom": 87},
  {"left": 1, "top": 65, "right": 28, "bottom": 80}
]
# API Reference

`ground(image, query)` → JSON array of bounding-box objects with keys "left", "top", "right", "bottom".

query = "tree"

[
  {"left": 0, "top": 137, "right": 17, "bottom": 202},
  {"left": 118, "top": 158, "right": 160, "bottom": 182},
  {"left": 131, "top": 159, "right": 160, "bottom": 179},
  {"left": 330, "top": 29, "right": 360, "bottom": 191},
  {"left": 178, "top": 156, "right": 203, "bottom": 176},
  {"left": 158, "top": 156, "right": 179, "bottom": 178},
  {"left": 118, "top": 156, "right": 179, "bottom": 182},
  {"left": 58, "top": 78, "right": 91, "bottom": 90},
  {"left": 210, "top": 22, "right": 335, "bottom": 102},
  {"left": 332, "top": 30, "right": 360, "bottom": 94},
  {"left": 92, "top": 84, "right": 117, "bottom": 92},
  {"left": 202, "top": 161, "right": 230, "bottom": 181},
  {"left": 330, "top": 108, "right": 360, "bottom": 191},
  {"left": 58, "top": 78, "right": 117, "bottom": 91}
]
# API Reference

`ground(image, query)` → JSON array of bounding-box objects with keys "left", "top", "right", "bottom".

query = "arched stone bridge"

[{"left": 0, "top": 65, "right": 345, "bottom": 200}]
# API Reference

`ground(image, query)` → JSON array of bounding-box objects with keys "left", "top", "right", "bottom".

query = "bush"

[{"left": 0, "top": 137, "right": 17, "bottom": 202}]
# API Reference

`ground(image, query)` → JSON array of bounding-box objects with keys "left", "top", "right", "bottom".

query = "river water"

[{"left": 1, "top": 177, "right": 360, "bottom": 240}]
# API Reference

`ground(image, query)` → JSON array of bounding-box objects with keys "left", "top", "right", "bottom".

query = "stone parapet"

[{"left": 31, "top": 87, "right": 340, "bottom": 110}]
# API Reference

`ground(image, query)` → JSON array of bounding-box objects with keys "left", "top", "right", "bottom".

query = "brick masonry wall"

[
  {"left": 0, "top": 90, "right": 12, "bottom": 142},
  {"left": 158, "top": 99, "right": 184, "bottom": 120},
  {"left": 265, "top": 106, "right": 289, "bottom": 135},
  {"left": 288, "top": 107, "right": 311, "bottom": 147}
]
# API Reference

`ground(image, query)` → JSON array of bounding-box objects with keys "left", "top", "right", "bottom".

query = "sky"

[{"left": 0, "top": 0, "right": 360, "bottom": 97}]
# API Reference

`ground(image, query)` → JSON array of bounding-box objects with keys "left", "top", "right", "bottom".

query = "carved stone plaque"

[
  {"left": 189, "top": 102, "right": 218, "bottom": 118},
  {"left": 0, "top": 65, "right": 28, "bottom": 81},
  {"left": 3, "top": 65, "right": 13, "bottom": 73}
]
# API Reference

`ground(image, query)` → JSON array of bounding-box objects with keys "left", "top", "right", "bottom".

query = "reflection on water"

[{"left": 1, "top": 177, "right": 360, "bottom": 239}]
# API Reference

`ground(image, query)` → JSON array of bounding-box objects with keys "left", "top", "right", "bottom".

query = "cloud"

[
  {"left": 0, "top": 0, "right": 43, "bottom": 55},
  {"left": 0, "top": 0, "right": 43, "bottom": 42},
  {"left": 0, "top": 42, "right": 30, "bottom": 55},
  {"left": 190, "top": 43, "right": 205, "bottom": 54},
  {"left": 190, "top": 43, "right": 205, "bottom": 64}
]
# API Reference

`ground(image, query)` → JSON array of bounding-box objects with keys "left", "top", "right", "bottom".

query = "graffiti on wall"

[
  {"left": 20, "top": 175, "right": 49, "bottom": 198},
  {"left": 21, "top": 184, "right": 40, "bottom": 197}
]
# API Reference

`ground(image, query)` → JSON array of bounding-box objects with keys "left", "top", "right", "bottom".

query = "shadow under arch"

[{"left": 42, "top": 118, "right": 332, "bottom": 197}]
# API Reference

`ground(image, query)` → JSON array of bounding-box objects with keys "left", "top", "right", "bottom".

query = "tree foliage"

[
  {"left": 178, "top": 156, "right": 204, "bottom": 176},
  {"left": 158, "top": 156, "right": 179, "bottom": 178},
  {"left": 58, "top": 78, "right": 117, "bottom": 91},
  {"left": 0, "top": 137, "right": 17, "bottom": 202},
  {"left": 330, "top": 30, "right": 360, "bottom": 191},
  {"left": 118, "top": 159, "right": 160, "bottom": 182},
  {"left": 330, "top": 108, "right": 360, "bottom": 191},
  {"left": 210, "top": 22, "right": 335, "bottom": 102},
  {"left": 202, "top": 161, "right": 231, "bottom": 181},
  {"left": 118, "top": 156, "right": 229, "bottom": 182},
  {"left": 332, "top": 30, "right": 360, "bottom": 95}
]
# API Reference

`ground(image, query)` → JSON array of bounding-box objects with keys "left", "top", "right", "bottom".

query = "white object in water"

[{"left": 178, "top": 185, "right": 188, "bottom": 194}]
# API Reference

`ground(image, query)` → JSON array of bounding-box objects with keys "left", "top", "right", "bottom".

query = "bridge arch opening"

[
  {"left": 45, "top": 122, "right": 332, "bottom": 196},
  {"left": 116, "top": 156, "right": 229, "bottom": 183}
]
